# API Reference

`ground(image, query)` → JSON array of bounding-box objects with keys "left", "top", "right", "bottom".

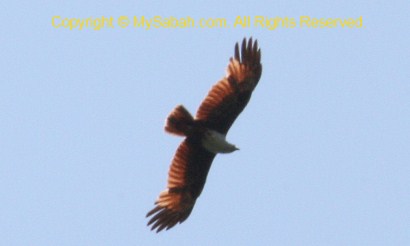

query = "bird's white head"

[{"left": 202, "top": 130, "right": 239, "bottom": 154}]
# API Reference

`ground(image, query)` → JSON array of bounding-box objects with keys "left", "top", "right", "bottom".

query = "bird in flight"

[{"left": 146, "top": 38, "right": 262, "bottom": 232}]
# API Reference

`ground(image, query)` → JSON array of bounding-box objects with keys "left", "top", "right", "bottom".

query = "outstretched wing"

[
  {"left": 146, "top": 138, "right": 216, "bottom": 232},
  {"left": 196, "top": 38, "right": 262, "bottom": 134}
]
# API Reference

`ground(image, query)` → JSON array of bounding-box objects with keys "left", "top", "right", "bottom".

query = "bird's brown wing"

[
  {"left": 195, "top": 38, "right": 262, "bottom": 134},
  {"left": 146, "top": 138, "right": 216, "bottom": 232}
]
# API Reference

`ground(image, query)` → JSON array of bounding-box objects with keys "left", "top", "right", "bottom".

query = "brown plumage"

[{"left": 146, "top": 38, "right": 262, "bottom": 232}]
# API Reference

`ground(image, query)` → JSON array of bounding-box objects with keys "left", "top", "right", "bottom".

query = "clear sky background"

[{"left": 1, "top": 1, "right": 409, "bottom": 245}]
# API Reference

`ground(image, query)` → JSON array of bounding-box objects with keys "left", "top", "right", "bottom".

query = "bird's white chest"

[{"left": 201, "top": 130, "right": 237, "bottom": 154}]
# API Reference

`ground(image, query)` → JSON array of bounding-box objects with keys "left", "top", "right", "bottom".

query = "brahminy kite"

[{"left": 146, "top": 38, "right": 262, "bottom": 232}]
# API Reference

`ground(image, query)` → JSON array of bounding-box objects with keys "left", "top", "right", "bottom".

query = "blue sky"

[{"left": 1, "top": 1, "right": 409, "bottom": 245}]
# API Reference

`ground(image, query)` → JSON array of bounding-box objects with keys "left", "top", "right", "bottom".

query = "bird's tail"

[{"left": 165, "top": 105, "right": 194, "bottom": 136}]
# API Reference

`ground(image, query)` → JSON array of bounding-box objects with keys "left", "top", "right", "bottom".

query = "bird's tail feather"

[{"left": 165, "top": 105, "right": 194, "bottom": 136}]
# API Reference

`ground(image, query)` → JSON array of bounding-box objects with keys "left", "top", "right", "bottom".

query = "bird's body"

[{"left": 146, "top": 38, "right": 262, "bottom": 232}]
